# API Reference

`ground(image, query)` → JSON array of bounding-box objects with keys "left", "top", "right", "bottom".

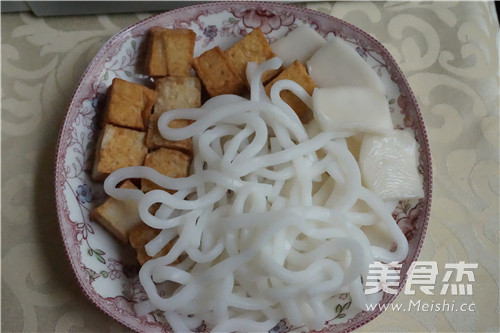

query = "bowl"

[{"left": 54, "top": 2, "right": 432, "bottom": 332}]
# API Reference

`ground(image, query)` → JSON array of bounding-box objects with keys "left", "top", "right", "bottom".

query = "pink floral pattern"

[
  {"left": 55, "top": 3, "right": 432, "bottom": 333},
  {"left": 232, "top": 8, "right": 295, "bottom": 34},
  {"left": 394, "top": 201, "right": 425, "bottom": 240}
]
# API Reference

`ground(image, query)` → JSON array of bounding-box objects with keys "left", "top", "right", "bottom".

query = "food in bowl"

[{"left": 86, "top": 23, "right": 425, "bottom": 332}]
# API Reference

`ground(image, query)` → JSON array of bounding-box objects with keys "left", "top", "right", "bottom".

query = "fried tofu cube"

[
  {"left": 154, "top": 76, "right": 201, "bottom": 114},
  {"left": 226, "top": 27, "right": 281, "bottom": 84},
  {"left": 89, "top": 180, "right": 142, "bottom": 244},
  {"left": 193, "top": 46, "right": 246, "bottom": 97},
  {"left": 129, "top": 223, "right": 176, "bottom": 265},
  {"left": 264, "top": 60, "right": 317, "bottom": 123},
  {"left": 145, "top": 27, "right": 167, "bottom": 77},
  {"left": 145, "top": 27, "right": 196, "bottom": 77},
  {"left": 163, "top": 29, "right": 196, "bottom": 77},
  {"left": 147, "top": 77, "right": 200, "bottom": 153},
  {"left": 141, "top": 148, "right": 191, "bottom": 193},
  {"left": 92, "top": 124, "right": 147, "bottom": 181},
  {"left": 146, "top": 114, "right": 193, "bottom": 154},
  {"left": 103, "top": 78, "right": 158, "bottom": 131}
]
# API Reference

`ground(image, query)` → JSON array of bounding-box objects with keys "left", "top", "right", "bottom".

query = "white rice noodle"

[{"left": 103, "top": 57, "right": 410, "bottom": 332}]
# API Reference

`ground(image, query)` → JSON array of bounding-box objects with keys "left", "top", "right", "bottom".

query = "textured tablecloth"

[{"left": 2, "top": 2, "right": 499, "bottom": 332}]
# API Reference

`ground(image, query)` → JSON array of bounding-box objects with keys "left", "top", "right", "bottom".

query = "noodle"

[{"left": 103, "top": 58, "right": 410, "bottom": 332}]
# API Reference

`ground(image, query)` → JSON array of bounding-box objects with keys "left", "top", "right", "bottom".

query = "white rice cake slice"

[
  {"left": 307, "top": 38, "right": 386, "bottom": 95},
  {"left": 271, "top": 25, "right": 326, "bottom": 67},
  {"left": 358, "top": 129, "right": 424, "bottom": 201},
  {"left": 312, "top": 86, "right": 393, "bottom": 134}
]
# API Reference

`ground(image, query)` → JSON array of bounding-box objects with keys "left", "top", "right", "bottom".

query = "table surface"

[{"left": 2, "top": 2, "right": 499, "bottom": 332}]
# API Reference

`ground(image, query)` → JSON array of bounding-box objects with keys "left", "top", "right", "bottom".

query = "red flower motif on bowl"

[{"left": 233, "top": 8, "right": 294, "bottom": 33}]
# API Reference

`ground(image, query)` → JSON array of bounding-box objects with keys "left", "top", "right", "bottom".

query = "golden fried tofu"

[
  {"left": 145, "top": 27, "right": 196, "bottom": 77},
  {"left": 129, "top": 223, "right": 176, "bottom": 265},
  {"left": 146, "top": 114, "right": 193, "bottom": 154},
  {"left": 145, "top": 27, "right": 167, "bottom": 76},
  {"left": 141, "top": 148, "right": 191, "bottom": 193},
  {"left": 146, "top": 77, "right": 200, "bottom": 154},
  {"left": 89, "top": 180, "right": 142, "bottom": 244},
  {"left": 103, "top": 78, "right": 157, "bottom": 131},
  {"left": 193, "top": 46, "right": 246, "bottom": 97},
  {"left": 92, "top": 124, "right": 147, "bottom": 181},
  {"left": 153, "top": 76, "right": 201, "bottom": 114},
  {"left": 226, "top": 27, "right": 281, "bottom": 84},
  {"left": 264, "top": 60, "right": 317, "bottom": 123},
  {"left": 164, "top": 29, "right": 196, "bottom": 77}
]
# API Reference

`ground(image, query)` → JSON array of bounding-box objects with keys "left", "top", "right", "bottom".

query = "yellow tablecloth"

[{"left": 2, "top": 2, "right": 498, "bottom": 332}]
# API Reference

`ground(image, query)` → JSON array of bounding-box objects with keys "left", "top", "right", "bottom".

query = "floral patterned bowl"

[{"left": 54, "top": 2, "right": 432, "bottom": 332}]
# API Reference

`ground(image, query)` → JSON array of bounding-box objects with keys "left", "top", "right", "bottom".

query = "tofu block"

[
  {"left": 264, "top": 60, "right": 316, "bottom": 123},
  {"left": 192, "top": 46, "right": 246, "bottom": 97},
  {"left": 89, "top": 180, "right": 142, "bottom": 244},
  {"left": 129, "top": 223, "right": 176, "bottom": 265},
  {"left": 163, "top": 29, "right": 196, "bottom": 77},
  {"left": 141, "top": 148, "right": 191, "bottom": 193},
  {"left": 146, "top": 113, "right": 193, "bottom": 154},
  {"left": 226, "top": 27, "right": 280, "bottom": 84},
  {"left": 145, "top": 27, "right": 196, "bottom": 77},
  {"left": 154, "top": 76, "right": 201, "bottom": 114},
  {"left": 145, "top": 27, "right": 167, "bottom": 77},
  {"left": 147, "top": 77, "right": 199, "bottom": 154},
  {"left": 103, "top": 78, "right": 158, "bottom": 131},
  {"left": 92, "top": 124, "right": 147, "bottom": 181}
]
